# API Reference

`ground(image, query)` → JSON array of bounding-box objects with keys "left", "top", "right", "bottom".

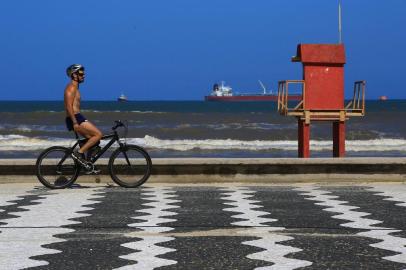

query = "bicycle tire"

[
  {"left": 108, "top": 144, "right": 152, "bottom": 188},
  {"left": 36, "top": 146, "right": 80, "bottom": 189}
]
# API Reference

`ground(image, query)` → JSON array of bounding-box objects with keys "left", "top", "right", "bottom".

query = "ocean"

[{"left": 0, "top": 100, "right": 405, "bottom": 159}]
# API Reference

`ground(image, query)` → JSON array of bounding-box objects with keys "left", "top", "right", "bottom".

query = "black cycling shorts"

[{"left": 65, "top": 113, "right": 88, "bottom": 131}]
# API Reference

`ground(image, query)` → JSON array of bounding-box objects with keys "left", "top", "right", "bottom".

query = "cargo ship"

[{"left": 204, "top": 81, "right": 301, "bottom": 102}]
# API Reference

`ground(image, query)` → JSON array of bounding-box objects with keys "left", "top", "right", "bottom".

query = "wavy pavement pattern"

[
  {"left": 369, "top": 184, "right": 406, "bottom": 207},
  {"left": 0, "top": 185, "right": 33, "bottom": 213},
  {"left": 296, "top": 186, "right": 406, "bottom": 265},
  {"left": 222, "top": 187, "right": 312, "bottom": 269},
  {"left": 117, "top": 187, "right": 180, "bottom": 270},
  {"left": 0, "top": 188, "right": 103, "bottom": 270}
]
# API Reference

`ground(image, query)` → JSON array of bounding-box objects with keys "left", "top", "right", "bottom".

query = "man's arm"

[{"left": 64, "top": 86, "right": 78, "bottom": 128}]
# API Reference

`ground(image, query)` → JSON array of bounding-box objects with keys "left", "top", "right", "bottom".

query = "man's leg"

[
  {"left": 75, "top": 121, "right": 103, "bottom": 154},
  {"left": 71, "top": 121, "right": 102, "bottom": 173}
]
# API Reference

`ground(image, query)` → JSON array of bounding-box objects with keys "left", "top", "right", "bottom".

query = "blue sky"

[{"left": 0, "top": 0, "right": 405, "bottom": 100}]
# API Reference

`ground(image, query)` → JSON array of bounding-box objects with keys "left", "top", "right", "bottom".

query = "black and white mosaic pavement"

[{"left": 1, "top": 183, "right": 406, "bottom": 269}]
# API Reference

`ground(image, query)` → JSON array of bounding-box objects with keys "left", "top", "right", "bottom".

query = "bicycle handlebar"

[{"left": 112, "top": 120, "right": 125, "bottom": 130}]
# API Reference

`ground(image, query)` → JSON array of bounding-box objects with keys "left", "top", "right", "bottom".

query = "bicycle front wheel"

[
  {"left": 36, "top": 146, "right": 80, "bottom": 189},
  {"left": 108, "top": 145, "right": 152, "bottom": 188}
]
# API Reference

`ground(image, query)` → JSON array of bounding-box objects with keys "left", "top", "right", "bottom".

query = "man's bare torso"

[{"left": 65, "top": 83, "right": 81, "bottom": 115}]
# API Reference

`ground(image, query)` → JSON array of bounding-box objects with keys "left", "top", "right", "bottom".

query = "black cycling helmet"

[{"left": 66, "top": 64, "right": 84, "bottom": 78}]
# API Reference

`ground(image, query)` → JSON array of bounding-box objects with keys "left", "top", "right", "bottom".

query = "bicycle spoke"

[
  {"left": 108, "top": 145, "right": 151, "bottom": 188},
  {"left": 36, "top": 147, "right": 79, "bottom": 189}
]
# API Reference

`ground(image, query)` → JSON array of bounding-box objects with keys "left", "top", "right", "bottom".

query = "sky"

[{"left": 0, "top": 0, "right": 405, "bottom": 100}]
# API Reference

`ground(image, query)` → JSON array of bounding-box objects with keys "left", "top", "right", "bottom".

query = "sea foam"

[{"left": 1, "top": 134, "right": 406, "bottom": 153}]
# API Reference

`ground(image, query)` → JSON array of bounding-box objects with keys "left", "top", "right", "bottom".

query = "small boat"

[
  {"left": 118, "top": 93, "right": 128, "bottom": 102},
  {"left": 379, "top": 96, "right": 388, "bottom": 101}
]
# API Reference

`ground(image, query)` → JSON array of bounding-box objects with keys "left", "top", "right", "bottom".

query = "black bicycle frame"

[
  {"left": 74, "top": 131, "right": 124, "bottom": 163},
  {"left": 57, "top": 130, "right": 126, "bottom": 167}
]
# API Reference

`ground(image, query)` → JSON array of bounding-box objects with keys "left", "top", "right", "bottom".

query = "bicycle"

[{"left": 35, "top": 120, "right": 152, "bottom": 189}]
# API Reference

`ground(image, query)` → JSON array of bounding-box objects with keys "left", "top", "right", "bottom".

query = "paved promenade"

[{"left": 1, "top": 183, "right": 406, "bottom": 269}]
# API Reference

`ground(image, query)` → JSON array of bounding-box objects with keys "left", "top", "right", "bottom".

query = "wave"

[
  {"left": 0, "top": 124, "right": 65, "bottom": 133},
  {"left": 0, "top": 123, "right": 297, "bottom": 136},
  {"left": 120, "top": 110, "right": 168, "bottom": 114},
  {"left": 136, "top": 136, "right": 406, "bottom": 152},
  {"left": 1, "top": 134, "right": 406, "bottom": 153},
  {"left": 205, "top": 122, "right": 296, "bottom": 131},
  {"left": 0, "top": 135, "right": 72, "bottom": 151}
]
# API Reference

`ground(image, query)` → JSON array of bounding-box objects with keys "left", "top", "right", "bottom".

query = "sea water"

[{"left": 0, "top": 100, "right": 405, "bottom": 158}]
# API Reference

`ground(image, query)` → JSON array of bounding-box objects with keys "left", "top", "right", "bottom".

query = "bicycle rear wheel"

[
  {"left": 36, "top": 146, "right": 80, "bottom": 189},
  {"left": 108, "top": 145, "right": 152, "bottom": 188}
]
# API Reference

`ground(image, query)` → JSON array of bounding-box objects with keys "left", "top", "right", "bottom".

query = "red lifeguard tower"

[{"left": 277, "top": 44, "right": 365, "bottom": 157}]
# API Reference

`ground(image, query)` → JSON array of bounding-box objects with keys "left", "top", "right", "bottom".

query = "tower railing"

[
  {"left": 345, "top": 80, "right": 366, "bottom": 116},
  {"left": 278, "top": 80, "right": 365, "bottom": 120},
  {"left": 277, "top": 80, "right": 305, "bottom": 115}
]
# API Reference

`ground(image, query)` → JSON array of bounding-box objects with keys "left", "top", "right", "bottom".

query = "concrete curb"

[{"left": 0, "top": 158, "right": 405, "bottom": 183}]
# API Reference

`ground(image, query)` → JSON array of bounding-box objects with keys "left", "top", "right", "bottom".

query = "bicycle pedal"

[
  {"left": 85, "top": 169, "right": 100, "bottom": 175},
  {"left": 81, "top": 162, "right": 93, "bottom": 171}
]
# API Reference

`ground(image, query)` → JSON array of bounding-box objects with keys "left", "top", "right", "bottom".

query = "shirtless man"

[{"left": 64, "top": 64, "right": 102, "bottom": 165}]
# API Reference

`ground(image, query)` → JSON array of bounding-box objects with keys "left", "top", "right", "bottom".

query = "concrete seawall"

[{"left": 1, "top": 158, "right": 406, "bottom": 183}]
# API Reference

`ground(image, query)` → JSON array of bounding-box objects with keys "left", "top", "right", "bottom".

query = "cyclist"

[{"left": 64, "top": 64, "right": 102, "bottom": 167}]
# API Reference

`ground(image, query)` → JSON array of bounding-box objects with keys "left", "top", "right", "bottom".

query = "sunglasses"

[{"left": 77, "top": 72, "right": 85, "bottom": 77}]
